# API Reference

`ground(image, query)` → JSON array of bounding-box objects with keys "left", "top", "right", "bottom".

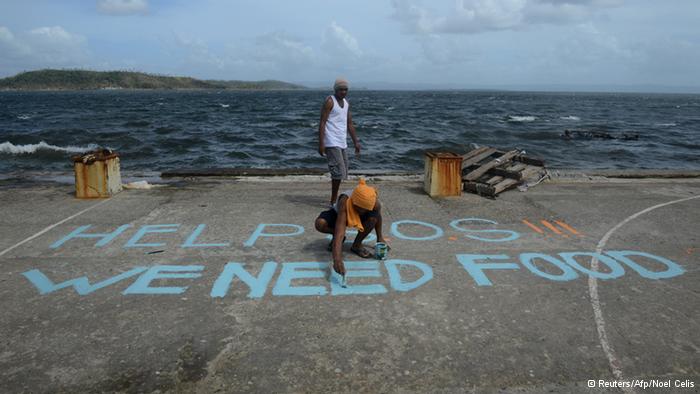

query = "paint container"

[{"left": 375, "top": 242, "right": 388, "bottom": 260}]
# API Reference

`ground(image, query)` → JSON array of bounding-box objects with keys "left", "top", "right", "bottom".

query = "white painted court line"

[
  {"left": 589, "top": 194, "right": 700, "bottom": 393},
  {"left": 0, "top": 198, "right": 113, "bottom": 258}
]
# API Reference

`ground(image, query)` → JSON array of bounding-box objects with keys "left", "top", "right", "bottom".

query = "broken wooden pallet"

[{"left": 461, "top": 147, "right": 546, "bottom": 197}]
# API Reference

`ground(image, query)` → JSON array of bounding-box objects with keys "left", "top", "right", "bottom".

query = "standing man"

[{"left": 318, "top": 77, "right": 361, "bottom": 206}]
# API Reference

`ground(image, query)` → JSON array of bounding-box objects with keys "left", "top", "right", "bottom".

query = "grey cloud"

[
  {"left": 554, "top": 23, "right": 637, "bottom": 67},
  {"left": 252, "top": 32, "right": 315, "bottom": 68},
  {"left": 97, "top": 0, "right": 149, "bottom": 16},
  {"left": 523, "top": 0, "right": 622, "bottom": 24},
  {"left": 0, "top": 26, "right": 89, "bottom": 74},
  {"left": 0, "top": 26, "right": 31, "bottom": 59},
  {"left": 416, "top": 34, "right": 476, "bottom": 65},
  {"left": 318, "top": 21, "right": 366, "bottom": 75},
  {"left": 631, "top": 37, "right": 700, "bottom": 84},
  {"left": 321, "top": 22, "right": 363, "bottom": 59},
  {"left": 390, "top": 1, "right": 438, "bottom": 34},
  {"left": 171, "top": 35, "right": 224, "bottom": 70},
  {"left": 162, "top": 32, "right": 317, "bottom": 80},
  {"left": 391, "top": 0, "right": 624, "bottom": 35}
]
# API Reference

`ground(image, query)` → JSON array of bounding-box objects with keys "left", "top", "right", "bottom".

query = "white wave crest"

[
  {"left": 560, "top": 115, "right": 580, "bottom": 121},
  {"left": 0, "top": 141, "right": 98, "bottom": 155},
  {"left": 508, "top": 115, "right": 537, "bottom": 122},
  {"left": 17, "top": 115, "right": 32, "bottom": 120},
  {"left": 655, "top": 122, "right": 676, "bottom": 127}
]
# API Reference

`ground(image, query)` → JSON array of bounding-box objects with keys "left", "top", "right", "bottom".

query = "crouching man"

[{"left": 314, "top": 178, "right": 390, "bottom": 276}]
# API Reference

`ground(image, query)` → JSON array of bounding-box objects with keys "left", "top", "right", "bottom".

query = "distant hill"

[
  {"left": 0, "top": 69, "right": 306, "bottom": 91},
  {"left": 206, "top": 79, "right": 306, "bottom": 90}
]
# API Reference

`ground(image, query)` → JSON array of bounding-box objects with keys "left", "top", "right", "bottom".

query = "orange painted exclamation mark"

[
  {"left": 554, "top": 220, "right": 583, "bottom": 237},
  {"left": 522, "top": 219, "right": 545, "bottom": 235},
  {"left": 541, "top": 220, "right": 569, "bottom": 238}
]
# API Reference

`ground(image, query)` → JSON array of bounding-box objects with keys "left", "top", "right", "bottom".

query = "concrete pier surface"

[{"left": 0, "top": 173, "right": 698, "bottom": 393}]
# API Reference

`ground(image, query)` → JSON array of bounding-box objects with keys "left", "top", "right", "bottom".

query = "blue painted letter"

[
  {"left": 50, "top": 224, "right": 131, "bottom": 249},
  {"left": 182, "top": 224, "right": 230, "bottom": 248},
  {"left": 390, "top": 220, "right": 443, "bottom": 241},
  {"left": 606, "top": 250, "right": 685, "bottom": 279},
  {"left": 385, "top": 259, "right": 433, "bottom": 292},
  {"left": 330, "top": 261, "right": 387, "bottom": 296},
  {"left": 450, "top": 218, "right": 520, "bottom": 242},
  {"left": 23, "top": 267, "right": 147, "bottom": 295},
  {"left": 244, "top": 224, "right": 304, "bottom": 247},
  {"left": 125, "top": 224, "right": 180, "bottom": 248},
  {"left": 211, "top": 262, "right": 277, "bottom": 298},
  {"left": 272, "top": 262, "right": 327, "bottom": 296},
  {"left": 457, "top": 254, "right": 519, "bottom": 286},
  {"left": 123, "top": 265, "right": 203, "bottom": 294},
  {"left": 519, "top": 253, "right": 578, "bottom": 281},
  {"left": 559, "top": 252, "right": 624, "bottom": 279}
]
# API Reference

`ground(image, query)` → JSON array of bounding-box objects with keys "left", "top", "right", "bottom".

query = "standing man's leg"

[
  {"left": 331, "top": 179, "right": 341, "bottom": 206},
  {"left": 326, "top": 147, "right": 349, "bottom": 206}
]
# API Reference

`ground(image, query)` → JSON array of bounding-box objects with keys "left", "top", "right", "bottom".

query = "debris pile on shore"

[
  {"left": 561, "top": 129, "right": 639, "bottom": 140},
  {"left": 461, "top": 146, "right": 547, "bottom": 197},
  {"left": 71, "top": 148, "right": 118, "bottom": 164}
]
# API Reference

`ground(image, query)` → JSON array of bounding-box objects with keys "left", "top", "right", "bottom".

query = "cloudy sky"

[{"left": 1, "top": 0, "right": 698, "bottom": 91}]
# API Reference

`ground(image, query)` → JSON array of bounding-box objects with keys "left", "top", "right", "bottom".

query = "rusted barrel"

[
  {"left": 71, "top": 148, "right": 122, "bottom": 198},
  {"left": 424, "top": 152, "right": 463, "bottom": 197}
]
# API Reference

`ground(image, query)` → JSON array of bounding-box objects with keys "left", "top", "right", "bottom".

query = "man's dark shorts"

[
  {"left": 325, "top": 147, "right": 349, "bottom": 180},
  {"left": 318, "top": 208, "right": 380, "bottom": 231}
]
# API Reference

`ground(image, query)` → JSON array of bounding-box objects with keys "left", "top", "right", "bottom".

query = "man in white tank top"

[{"left": 318, "top": 77, "right": 361, "bottom": 206}]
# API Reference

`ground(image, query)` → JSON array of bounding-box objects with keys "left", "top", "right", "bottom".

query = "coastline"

[{"left": 2, "top": 168, "right": 700, "bottom": 187}]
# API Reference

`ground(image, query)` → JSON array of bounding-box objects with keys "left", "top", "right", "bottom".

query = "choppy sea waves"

[
  {"left": 0, "top": 141, "right": 97, "bottom": 155},
  {"left": 1, "top": 90, "right": 699, "bottom": 174}
]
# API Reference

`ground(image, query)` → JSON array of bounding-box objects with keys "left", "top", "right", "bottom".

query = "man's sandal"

[{"left": 350, "top": 245, "right": 373, "bottom": 259}]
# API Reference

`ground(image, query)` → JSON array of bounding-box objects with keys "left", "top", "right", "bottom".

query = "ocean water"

[{"left": 1, "top": 90, "right": 698, "bottom": 174}]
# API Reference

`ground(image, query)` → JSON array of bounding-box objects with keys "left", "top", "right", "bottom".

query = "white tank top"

[{"left": 324, "top": 95, "right": 348, "bottom": 149}]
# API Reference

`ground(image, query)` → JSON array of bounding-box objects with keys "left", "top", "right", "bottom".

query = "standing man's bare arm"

[
  {"left": 347, "top": 106, "right": 361, "bottom": 155},
  {"left": 318, "top": 98, "right": 333, "bottom": 156}
]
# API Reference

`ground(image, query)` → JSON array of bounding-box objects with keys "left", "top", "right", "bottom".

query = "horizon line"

[{"left": 1, "top": 68, "right": 699, "bottom": 94}]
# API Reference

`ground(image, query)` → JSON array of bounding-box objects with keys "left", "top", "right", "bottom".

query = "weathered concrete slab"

[{"left": 0, "top": 176, "right": 698, "bottom": 393}]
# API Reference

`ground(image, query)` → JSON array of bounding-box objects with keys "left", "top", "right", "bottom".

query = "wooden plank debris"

[
  {"left": 513, "top": 155, "right": 545, "bottom": 167},
  {"left": 461, "top": 146, "right": 490, "bottom": 162},
  {"left": 463, "top": 150, "right": 519, "bottom": 181},
  {"left": 461, "top": 148, "right": 497, "bottom": 169},
  {"left": 506, "top": 163, "right": 528, "bottom": 172},
  {"left": 485, "top": 175, "right": 504, "bottom": 185},
  {"left": 463, "top": 182, "right": 496, "bottom": 196},
  {"left": 492, "top": 178, "right": 521, "bottom": 195},
  {"left": 459, "top": 146, "right": 547, "bottom": 198}
]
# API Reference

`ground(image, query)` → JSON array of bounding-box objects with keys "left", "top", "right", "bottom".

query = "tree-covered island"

[{"left": 0, "top": 69, "right": 306, "bottom": 90}]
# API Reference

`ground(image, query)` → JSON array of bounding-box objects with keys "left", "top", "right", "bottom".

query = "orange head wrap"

[{"left": 345, "top": 178, "right": 377, "bottom": 233}]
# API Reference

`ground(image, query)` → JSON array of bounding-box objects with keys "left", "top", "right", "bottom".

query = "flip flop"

[
  {"left": 327, "top": 236, "right": 346, "bottom": 252},
  {"left": 350, "top": 245, "right": 373, "bottom": 259}
]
